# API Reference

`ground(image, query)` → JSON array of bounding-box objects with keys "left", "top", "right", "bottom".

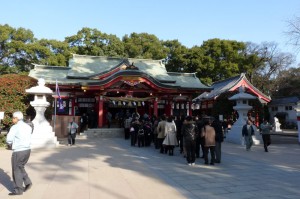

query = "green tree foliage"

[
  {"left": 123, "top": 32, "right": 168, "bottom": 59},
  {"left": 0, "top": 24, "right": 36, "bottom": 72},
  {"left": 65, "top": 27, "right": 125, "bottom": 57},
  {"left": 33, "top": 39, "right": 71, "bottom": 66},
  {"left": 164, "top": 40, "right": 188, "bottom": 72},
  {"left": 199, "top": 39, "right": 246, "bottom": 84},
  {"left": 0, "top": 65, "right": 19, "bottom": 74},
  {"left": 0, "top": 24, "right": 71, "bottom": 74},
  {"left": 0, "top": 74, "right": 37, "bottom": 129}
]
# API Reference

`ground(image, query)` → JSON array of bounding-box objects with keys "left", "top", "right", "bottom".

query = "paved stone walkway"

[{"left": 0, "top": 134, "right": 299, "bottom": 199}]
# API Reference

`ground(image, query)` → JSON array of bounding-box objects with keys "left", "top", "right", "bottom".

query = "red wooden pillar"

[
  {"left": 98, "top": 96, "right": 104, "bottom": 128},
  {"left": 153, "top": 98, "right": 158, "bottom": 117},
  {"left": 255, "top": 111, "right": 259, "bottom": 126}
]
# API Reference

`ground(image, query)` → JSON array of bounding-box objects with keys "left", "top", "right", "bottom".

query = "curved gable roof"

[
  {"left": 194, "top": 73, "right": 271, "bottom": 103},
  {"left": 29, "top": 54, "right": 211, "bottom": 91}
]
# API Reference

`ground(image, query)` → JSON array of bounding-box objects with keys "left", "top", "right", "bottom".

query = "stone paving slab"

[{"left": 0, "top": 135, "right": 299, "bottom": 199}]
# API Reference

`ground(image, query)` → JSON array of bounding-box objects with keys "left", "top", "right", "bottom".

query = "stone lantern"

[
  {"left": 226, "top": 86, "right": 261, "bottom": 145},
  {"left": 294, "top": 101, "right": 300, "bottom": 143},
  {"left": 26, "top": 78, "right": 59, "bottom": 148}
]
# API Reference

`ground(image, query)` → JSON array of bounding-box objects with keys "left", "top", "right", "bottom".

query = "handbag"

[{"left": 6, "top": 143, "right": 12, "bottom": 150}]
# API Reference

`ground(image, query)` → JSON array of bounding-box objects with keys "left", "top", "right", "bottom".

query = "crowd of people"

[
  {"left": 123, "top": 112, "right": 227, "bottom": 166},
  {"left": 4, "top": 109, "right": 274, "bottom": 196}
]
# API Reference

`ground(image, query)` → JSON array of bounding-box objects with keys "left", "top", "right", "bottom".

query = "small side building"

[
  {"left": 268, "top": 96, "right": 299, "bottom": 129},
  {"left": 193, "top": 73, "right": 271, "bottom": 125}
]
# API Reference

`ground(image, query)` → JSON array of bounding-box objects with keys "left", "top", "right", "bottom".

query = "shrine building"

[
  {"left": 193, "top": 73, "right": 271, "bottom": 125},
  {"left": 29, "top": 54, "right": 211, "bottom": 132}
]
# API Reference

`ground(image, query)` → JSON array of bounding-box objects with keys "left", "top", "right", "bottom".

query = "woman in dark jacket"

[{"left": 182, "top": 116, "right": 198, "bottom": 166}]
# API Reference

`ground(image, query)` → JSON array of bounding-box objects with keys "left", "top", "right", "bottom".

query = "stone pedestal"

[
  {"left": 26, "top": 78, "right": 59, "bottom": 149},
  {"left": 226, "top": 86, "right": 261, "bottom": 145}
]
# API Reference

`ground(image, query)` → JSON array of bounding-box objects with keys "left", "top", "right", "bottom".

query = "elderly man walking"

[{"left": 6, "top": 111, "right": 33, "bottom": 196}]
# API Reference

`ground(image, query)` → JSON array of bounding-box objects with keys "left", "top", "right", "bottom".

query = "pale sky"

[{"left": 1, "top": 0, "right": 300, "bottom": 65}]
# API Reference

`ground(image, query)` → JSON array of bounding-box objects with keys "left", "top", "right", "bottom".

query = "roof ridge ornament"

[{"left": 125, "top": 61, "right": 139, "bottom": 70}]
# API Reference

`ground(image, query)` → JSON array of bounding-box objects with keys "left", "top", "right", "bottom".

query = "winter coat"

[
  {"left": 182, "top": 121, "right": 198, "bottom": 142},
  {"left": 201, "top": 125, "right": 216, "bottom": 147},
  {"left": 242, "top": 125, "right": 254, "bottom": 136},
  {"left": 212, "top": 120, "right": 224, "bottom": 142},
  {"left": 163, "top": 121, "right": 178, "bottom": 146},
  {"left": 260, "top": 123, "right": 272, "bottom": 134},
  {"left": 157, "top": 120, "right": 167, "bottom": 138}
]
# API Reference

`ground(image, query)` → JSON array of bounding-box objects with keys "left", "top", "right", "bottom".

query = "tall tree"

[
  {"left": 33, "top": 39, "right": 71, "bottom": 66},
  {"left": 271, "top": 67, "right": 300, "bottom": 97},
  {"left": 65, "top": 27, "right": 125, "bottom": 57},
  {"left": 0, "top": 24, "right": 36, "bottom": 72},
  {"left": 122, "top": 32, "right": 168, "bottom": 59},
  {"left": 164, "top": 40, "right": 188, "bottom": 72},
  {"left": 285, "top": 16, "right": 300, "bottom": 52},
  {"left": 196, "top": 39, "right": 246, "bottom": 85},
  {"left": 245, "top": 42, "right": 294, "bottom": 94}
]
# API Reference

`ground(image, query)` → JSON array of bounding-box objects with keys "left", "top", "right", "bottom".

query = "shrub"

[
  {"left": 0, "top": 134, "right": 6, "bottom": 147},
  {"left": 0, "top": 74, "right": 37, "bottom": 130}
]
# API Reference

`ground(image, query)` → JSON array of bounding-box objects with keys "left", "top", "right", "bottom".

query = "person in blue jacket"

[{"left": 6, "top": 111, "right": 33, "bottom": 195}]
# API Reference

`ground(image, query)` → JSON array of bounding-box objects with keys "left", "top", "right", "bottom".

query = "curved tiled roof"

[
  {"left": 29, "top": 54, "right": 211, "bottom": 91},
  {"left": 193, "top": 73, "right": 271, "bottom": 103},
  {"left": 269, "top": 96, "right": 299, "bottom": 105}
]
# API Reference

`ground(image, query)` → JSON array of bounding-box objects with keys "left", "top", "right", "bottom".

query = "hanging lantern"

[
  {"left": 142, "top": 101, "right": 145, "bottom": 106},
  {"left": 112, "top": 101, "right": 116, "bottom": 105},
  {"left": 137, "top": 101, "right": 141, "bottom": 106},
  {"left": 122, "top": 101, "right": 126, "bottom": 106},
  {"left": 128, "top": 101, "right": 132, "bottom": 106},
  {"left": 118, "top": 101, "right": 122, "bottom": 106},
  {"left": 133, "top": 101, "right": 136, "bottom": 106}
]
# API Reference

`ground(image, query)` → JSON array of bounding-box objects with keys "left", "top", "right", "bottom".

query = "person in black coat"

[
  {"left": 242, "top": 119, "right": 255, "bottom": 151},
  {"left": 182, "top": 116, "right": 199, "bottom": 166},
  {"left": 80, "top": 113, "right": 88, "bottom": 132}
]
